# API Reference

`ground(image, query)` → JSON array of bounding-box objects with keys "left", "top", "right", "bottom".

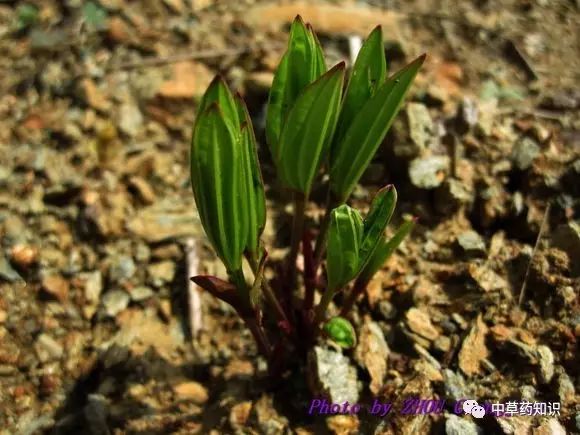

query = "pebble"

[
  {"left": 551, "top": 222, "right": 580, "bottom": 277},
  {"left": 354, "top": 320, "right": 389, "bottom": 395},
  {"left": 10, "top": 244, "right": 38, "bottom": 268},
  {"left": 377, "top": 300, "right": 397, "bottom": 320},
  {"left": 41, "top": 274, "right": 69, "bottom": 302},
  {"left": 406, "top": 308, "right": 440, "bottom": 341},
  {"left": 533, "top": 418, "right": 566, "bottom": 435},
  {"left": 109, "top": 255, "right": 136, "bottom": 283},
  {"left": 443, "top": 369, "right": 469, "bottom": 400},
  {"left": 0, "top": 254, "right": 23, "bottom": 283},
  {"left": 130, "top": 286, "right": 154, "bottom": 302},
  {"left": 435, "top": 179, "right": 474, "bottom": 214},
  {"left": 307, "top": 346, "right": 359, "bottom": 404},
  {"left": 119, "top": 103, "right": 143, "bottom": 137},
  {"left": 82, "top": 271, "right": 103, "bottom": 305},
  {"left": 173, "top": 381, "right": 208, "bottom": 404},
  {"left": 511, "top": 137, "right": 540, "bottom": 170},
  {"left": 409, "top": 155, "right": 449, "bottom": 189},
  {"left": 83, "top": 394, "right": 109, "bottom": 435},
  {"left": 457, "top": 230, "right": 486, "bottom": 256},
  {"left": 101, "top": 290, "right": 130, "bottom": 317},
  {"left": 445, "top": 414, "right": 481, "bottom": 435},
  {"left": 34, "top": 334, "right": 64, "bottom": 363},
  {"left": 556, "top": 370, "right": 575, "bottom": 404},
  {"left": 147, "top": 261, "right": 176, "bottom": 287},
  {"left": 536, "top": 345, "right": 554, "bottom": 384}
]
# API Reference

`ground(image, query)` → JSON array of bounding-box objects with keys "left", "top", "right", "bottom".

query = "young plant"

[{"left": 190, "top": 16, "right": 424, "bottom": 370}]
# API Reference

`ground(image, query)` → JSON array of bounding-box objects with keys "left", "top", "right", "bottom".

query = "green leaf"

[
  {"left": 358, "top": 185, "right": 397, "bottom": 269},
  {"left": 330, "top": 54, "right": 426, "bottom": 201},
  {"left": 327, "top": 204, "right": 363, "bottom": 291},
  {"left": 266, "top": 16, "right": 326, "bottom": 155},
  {"left": 197, "top": 76, "right": 240, "bottom": 129},
  {"left": 191, "top": 104, "right": 247, "bottom": 272},
  {"left": 334, "top": 26, "right": 387, "bottom": 144},
  {"left": 235, "top": 95, "right": 267, "bottom": 255},
  {"left": 323, "top": 316, "right": 357, "bottom": 348},
  {"left": 359, "top": 216, "right": 416, "bottom": 283},
  {"left": 276, "top": 63, "right": 345, "bottom": 194}
]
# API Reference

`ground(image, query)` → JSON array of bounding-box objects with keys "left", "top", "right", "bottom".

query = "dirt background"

[{"left": 0, "top": 0, "right": 578, "bottom": 434}]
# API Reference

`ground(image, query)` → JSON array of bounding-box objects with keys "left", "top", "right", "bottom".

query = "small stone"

[
  {"left": 128, "top": 176, "right": 156, "bottom": 204},
  {"left": 457, "top": 230, "right": 486, "bottom": 256},
  {"left": 10, "top": 244, "right": 38, "bottom": 268},
  {"left": 445, "top": 414, "right": 481, "bottom": 435},
  {"left": 327, "top": 415, "right": 360, "bottom": 434},
  {"left": 409, "top": 155, "right": 449, "bottom": 189},
  {"left": 41, "top": 274, "right": 69, "bottom": 302},
  {"left": 109, "top": 255, "right": 136, "bottom": 283},
  {"left": 230, "top": 401, "right": 253, "bottom": 429},
  {"left": 377, "top": 300, "right": 397, "bottom": 320},
  {"left": 354, "top": 320, "right": 389, "bottom": 395},
  {"left": 458, "top": 316, "right": 489, "bottom": 376},
  {"left": 147, "top": 261, "right": 176, "bottom": 287},
  {"left": 556, "top": 370, "right": 575, "bottom": 404},
  {"left": 307, "top": 346, "right": 359, "bottom": 404},
  {"left": 407, "top": 103, "right": 434, "bottom": 151},
  {"left": 511, "top": 137, "right": 541, "bottom": 170},
  {"left": 536, "top": 345, "right": 554, "bottom": 384},
  {"left": 435, "top": 179, "right": 474, "bottom": 214},
  {"left": 157, "top": 61, "right": 213, "bottom": 99},
  {"left": 434, "top": 336, "right": 451, "bottom": 353},
  {"left": 79, "top": 78, "right": 111, "bottom": 112},
  {"left": 533, "top": 418, "right": 566, "bottom": 435},
  {"left": 173, "top": 381, "right": 208, "bottom": 404},
  {"left": 406, "top": 308, "right": 440, "bottom": 341},
  {"left": 82, "top": 271, "right": 103, "bottom": 305},
  {"left": 130, "top": 286, "right": 154, "bottom": 302},
  {"left": 102, "top": 290, "right": 130, "bottom": 317},
  {"left": 551, "top": 222, "right": 580, "bottom": 277},
  {"left": 34, "top": 334, "right": 63, "bottom": 363},
  {"left": 84, "top": 394, "right": 109, "bottom": 435},
  {"left": 443, "top": 369, "right": 468, "bottom": 400},
  {"left": 0, "top": 255, "right": 23, "bottom": 283},
  {"left": 118, "top": 103, "right": 143, "bottom": 137}
]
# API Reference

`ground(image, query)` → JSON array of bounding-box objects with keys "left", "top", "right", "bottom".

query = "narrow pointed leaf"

[
  {"left": 327, "top": 204, "right": 363, "bottom": 291},
  {"left": 191, "top": 104, "right": 247, "bottom": 272},
  {"left": 358, "top": 185, "right": 397, "bottom": 269},
  {"left": 235, "top": 95, "right": 266, "bottom": 255},
  {"left": 330, "top": 54, "right": 426, "bottom": 201},
  {"left": 276, "top": 63, "right": 345, "bottom": 194},
  {"left": 334, "top": 26, "right": 387, "bottom": 144},
  {"left": 323, "top": 316, "right": 357, "bottom": 348},
  {"left": 266, "top": 16, "right": 327, "bottom": 155},
  {"left": 359, "top": 217, "right": 416, "bottom": 283},
  {"left": 197, "top": 76, "right": 240, "bottom": 129}
]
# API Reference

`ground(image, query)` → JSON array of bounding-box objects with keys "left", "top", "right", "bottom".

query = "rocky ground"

[{"left": 0, "top": 0, "right": 578, "bottom": 434}]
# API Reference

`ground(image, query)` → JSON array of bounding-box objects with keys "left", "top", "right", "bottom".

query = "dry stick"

[
  {"left": 518, "top": 202, "right": 551, "bottom": 307},
  {"left": 185, "top": 238, "right": 202, "bottom": 338}
]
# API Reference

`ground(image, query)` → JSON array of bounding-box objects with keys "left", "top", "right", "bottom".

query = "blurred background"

[{"left": 0, "top": 1, "right": 578, "bottom": 433}]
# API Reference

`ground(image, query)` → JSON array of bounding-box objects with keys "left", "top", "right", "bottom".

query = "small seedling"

[{"left": 190, "top": 16, "right": 424, "bottom": 372}]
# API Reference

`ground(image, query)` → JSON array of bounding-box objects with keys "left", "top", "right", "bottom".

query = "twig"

[
  {"left": 518, "top": 202, "right": 551, "bottom": 307},
  {"left": 104, "top": 47, "right": 251, "bottom": 72},
  {"left": 185, "top": 238, "right": 202, "bottom": 339}
]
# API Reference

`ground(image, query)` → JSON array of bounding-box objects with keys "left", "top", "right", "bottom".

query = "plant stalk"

[
  {"left": 340, "top": 275, "right": 369, "bottom": 316},
  {"left": 287, "top": 191, "right": 306, "bottom": 290},
  {"left": 313, "top": 286, "right": 338, "bottom": 328},
  {"left": 229, "top": 267, "right": 272, "bottom": 358},
  {"left": 246, "top": 252, "right": 291, "bottom": 332}
]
